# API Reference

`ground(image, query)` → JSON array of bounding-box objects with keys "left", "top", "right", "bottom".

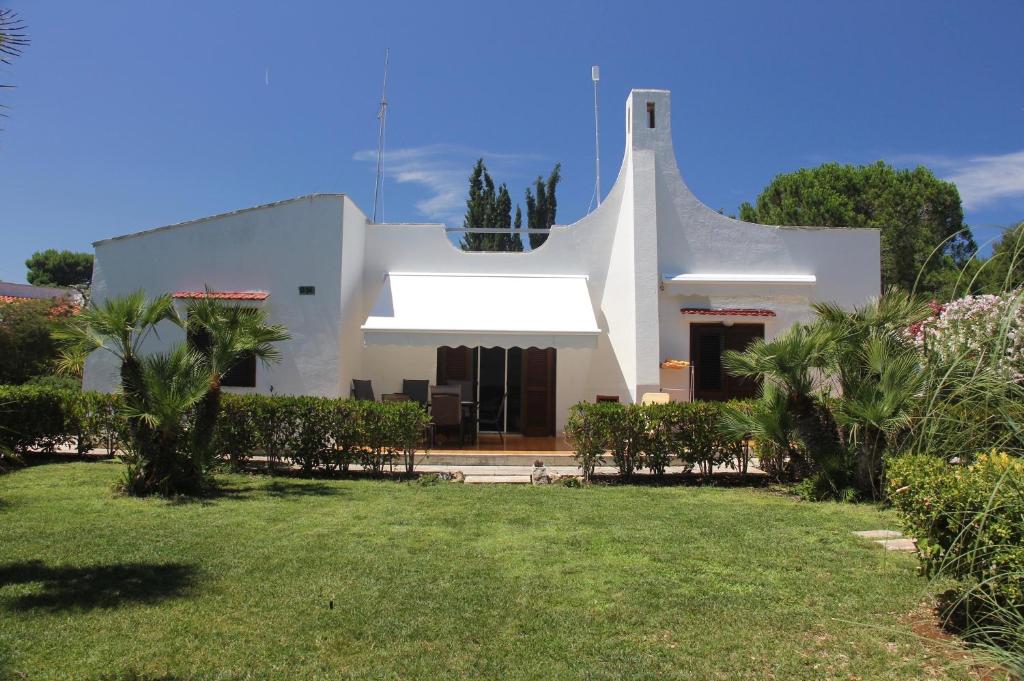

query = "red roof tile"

[
  {"left": 680, "top": 307, "right": 776, "bottom": 317},
  {"left": 172, "top": 290, "right": 269, "bottom": 301}
]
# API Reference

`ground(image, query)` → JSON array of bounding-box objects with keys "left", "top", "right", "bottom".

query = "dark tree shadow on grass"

[
  {"left": 0, "top": 560, "right": 196, "bottom": 611},
  {"left": 172, "top": 478, "right": 347, "bottom": 504}
]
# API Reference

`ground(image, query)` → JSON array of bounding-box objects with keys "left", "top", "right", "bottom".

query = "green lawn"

[{"left": 0, "top": 463, "right": 968, "bottom": 680}]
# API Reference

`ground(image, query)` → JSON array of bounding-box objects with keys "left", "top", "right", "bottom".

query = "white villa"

[{"left": 84, "top": 89, "right": 880, "bottom": 437}]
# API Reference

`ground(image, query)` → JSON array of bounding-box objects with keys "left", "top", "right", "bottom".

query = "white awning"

[
  {"left": 362, "top": 273, "right": 601, "bottom": 348},
  {"left": 662, "top": 273, "right": 816, "bottom": 285}
]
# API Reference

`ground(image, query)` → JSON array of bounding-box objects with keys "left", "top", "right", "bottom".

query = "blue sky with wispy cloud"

[
  {"left": 0, "top": 1, "right": 1022, "bottom": 281},
  {"left": 352, "top": 144, "right": 547, "bottom": 226}
]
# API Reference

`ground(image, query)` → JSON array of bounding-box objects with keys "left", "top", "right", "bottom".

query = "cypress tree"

[{"left": 526, "top": 163, "right": 562, "bottom": 249}]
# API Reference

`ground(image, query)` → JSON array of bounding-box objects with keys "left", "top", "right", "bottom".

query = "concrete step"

[
  {"left": 418, "top": 453, "right": 578, "bottom": 466},
  {"left": 463, "top": 475, "right": 532, "bottom": 484},
  {"left": 875, "top": 538, "right": 917, "bottom": 552},
  {"left": 851, "top": 530, "right": 903, "bottom": 539}
]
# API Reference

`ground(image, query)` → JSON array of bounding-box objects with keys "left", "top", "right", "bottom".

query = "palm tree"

[
  {"left": 814, "top": 289, "right": 931, "bottom": 497},
  {"left": 725, "top": 289, "right": 931, "bottom": 498},
  {"left": 718, "top": 383, "right": 805, "bottom": 481},
  {"left": 0, "top": 9, "right": 28, "bottom": 118},
  {"left": 120, "top": 345, "right": 209, "bottom": 495},
  {"left": 184, "top": 296, "right": 290, "bottom": 466},
  {"left": 54, "top": 290, "right": 180, "bottom": 399},
  {"left": 723, "top": 322, "right": 848, "bottom": 491}
]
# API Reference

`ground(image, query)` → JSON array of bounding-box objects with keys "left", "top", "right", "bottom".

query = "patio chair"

[
  {"left": 641, "top": 392, "right": 670, "bottom": 405},
  {"left": 477, "top": 393, "right": 507, "bottom": 444},
  {"left": 429, "top": 392, "right": 463, "bottom": 448},
  {"left": 401, "top": 379, "right": 429, "bottom": 409},
  {"left": 595, "top": 394, "right": 620, "bottom": 403},
  {"left": 351, "top": 379, "right": 375, "bottom": 401},
  {"left": 447, "top": 379, "right": 474, "bottom": 402}
]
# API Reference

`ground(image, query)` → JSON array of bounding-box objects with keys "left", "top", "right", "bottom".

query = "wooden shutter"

[
  {"left": 436, "top": 346, "right": 473, "bottom": 384},
  {"left": 522, "top": 348, "right": 556, "bottom": 436}
]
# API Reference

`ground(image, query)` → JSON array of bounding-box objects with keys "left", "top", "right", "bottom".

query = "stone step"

[
  {"left": 851, "top": 530, "right": 903, "bottom": 539},
  {"left": 875, "top": 538, "right": 917, "bottom": 552},
  {"left": 463, "top": 475, "right": 532, "bottom": 484}
]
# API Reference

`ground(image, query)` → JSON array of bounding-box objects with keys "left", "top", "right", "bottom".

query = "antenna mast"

[
  {"left": 592, "top": 65, "right": 601, "bottom": 209},
  {"left": 372, "top": 48, "right": 390, "bottom": 223}
]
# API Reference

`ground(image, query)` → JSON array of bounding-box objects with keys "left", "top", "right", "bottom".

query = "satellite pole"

[
  {"left": 592, "top": 65, "right": 601, "bottom": 209},
  {"left": 372, "top": 48, "right": 390, "bottom": 223}
]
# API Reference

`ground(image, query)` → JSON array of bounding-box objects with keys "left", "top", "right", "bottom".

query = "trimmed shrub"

[
  {"left": 564, "top": 400, "right": 748, "bottom": 479},
  {"left": 213, "top": 394, "right": 429, "bottom": 474},
  {"left": 676, "top": 401, "right": 731, "bottom": 477},
  {"left": 564, "top": 402, "right": 618, "bottom": 480},
  {"left": 74, "top": 391, "right": 126, "bottom": 455},
  {"left": 888, "top": 453, "right": 1024, "bottom": 619},
  {"left": 0, "top": 385, "right": 78, "bottom": 453},
  {"left": 216, "top": 394, "right": 261, "bottom": 468}
]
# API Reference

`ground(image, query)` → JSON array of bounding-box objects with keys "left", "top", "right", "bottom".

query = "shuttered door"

[
  {"left": 522, "top": 348, "right": 556, "bottom": 437},
  {"left": 691, "top": 323, "right": 764, "bottom": 401},
  {"left": 723, "top": 324, "right": 764, "bottom": 399}
]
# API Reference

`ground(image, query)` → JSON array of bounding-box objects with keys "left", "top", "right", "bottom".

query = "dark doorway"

[
  {"left": 690, "top": 323, "right": 764, "bottom": 401},
  {"left": 436, "top": 346, "right": 554, "bottom": 436}
]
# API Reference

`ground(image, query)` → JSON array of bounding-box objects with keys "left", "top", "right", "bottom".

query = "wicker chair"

[
  {"left": 351, "top": 379, "right": 375, "bottom": 401},
  {"left": 401, "top": 379, "right": 429, "bottom": 408}
]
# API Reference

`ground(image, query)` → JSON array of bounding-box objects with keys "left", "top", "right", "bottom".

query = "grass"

[{"left": 0, "top": 462, "right": 974, "bottom": 680}]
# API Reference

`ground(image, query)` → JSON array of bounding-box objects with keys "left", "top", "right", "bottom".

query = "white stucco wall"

[
  {"left": 85, "top": 195, "right": 348, "bottom": 397},
  {"left": 84, "top": 87, "right": 881, "bottom": 434}
]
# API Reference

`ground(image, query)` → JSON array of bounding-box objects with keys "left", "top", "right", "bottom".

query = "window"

[
  {"left": 647, "top": 102, "right": 656, "bottom": 129},
  {"left": 187, "top": 318, "right": 257, "bottom": 388}
]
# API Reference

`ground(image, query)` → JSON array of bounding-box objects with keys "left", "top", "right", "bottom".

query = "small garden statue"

[{"left": 531, "top": 459, "right": 552, "bottom": 485}]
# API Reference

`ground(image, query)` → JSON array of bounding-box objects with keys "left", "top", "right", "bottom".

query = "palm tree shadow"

[{"left": 0, "top": 560, "right": 196, "bottom": 612}]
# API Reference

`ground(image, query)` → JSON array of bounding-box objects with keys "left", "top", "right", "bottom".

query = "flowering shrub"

[
  {"left": 888, "top": 452, "right": 1024, "bottom": 617},
  {"left": 906, "top": 290, "right": 1024, "bottom": 379}
]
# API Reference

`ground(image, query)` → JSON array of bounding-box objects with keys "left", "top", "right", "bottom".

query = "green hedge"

[
  {"left": 216, "top": 394, "right": 430, "bottom": 473},
  {"left": 888, "top": 453, "right": 1024, "bottom": 618},
  {"left": 0, "top": 385, "right": 128, "bottom": 456},
  {"left": 0, "top": 386, "right": 430, "bottom": 474},
  {"left": 564, "top": 400, "right": 750, "bottom": 479}
]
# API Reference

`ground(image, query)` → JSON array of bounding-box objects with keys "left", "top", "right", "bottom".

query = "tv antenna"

[
  {"left": 589, "top": 65, "right": 601, "bottom": 212},
  {"left": 372, "top": 48, "right": 390, "bottom": 223}
]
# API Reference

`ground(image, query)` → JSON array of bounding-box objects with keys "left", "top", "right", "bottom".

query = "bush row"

[
  {"left": 0, "top": 386, "right": 431, "bottom": 473},
  {"left": 564, "top": 400, "right": 752, "bottom": 480},
  {"left": 217, "top": 394, "right": 430, "bottom": 473},
  {"left": 888, "top": 453, "right": 1024, "bottom": 619},
  {"left": 0, "top": 385, "right": 124, "bottom": 454}
]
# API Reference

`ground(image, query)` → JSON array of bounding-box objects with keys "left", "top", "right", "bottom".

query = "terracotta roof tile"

[
  {"left": 172, "top": 291, "right": 269, "bottom": 301},
  {"left": 680, "top": 307, "right": 776, "bottom": 317}
]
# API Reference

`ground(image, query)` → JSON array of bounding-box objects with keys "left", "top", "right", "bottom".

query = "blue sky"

[{"left": 1, "top": 1, "right": 1022, "bottom": 283}]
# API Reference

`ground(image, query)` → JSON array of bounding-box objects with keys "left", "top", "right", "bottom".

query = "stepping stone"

[
  {"left": 463, "top": 475, "right": 531, "bottom": 484},
  {"left": 875, "top": 538, "right": 917, "bottom": 552},
  {"left": 852, "top": 530, "right": 903, "bottom": 539}
]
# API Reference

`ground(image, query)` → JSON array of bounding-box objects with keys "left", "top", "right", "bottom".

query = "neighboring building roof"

[
  {"left": 361, "top": 272, "right": 601, "bottom": 348},
  {"left": 0, "top": 281, "right": 83, "bottom": 304},
  {"left": 172, "top": 290, "right": 269, "bottom": 301},
  {"left": 680, "top": 308, "right": 776, "bottom": 317}
]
